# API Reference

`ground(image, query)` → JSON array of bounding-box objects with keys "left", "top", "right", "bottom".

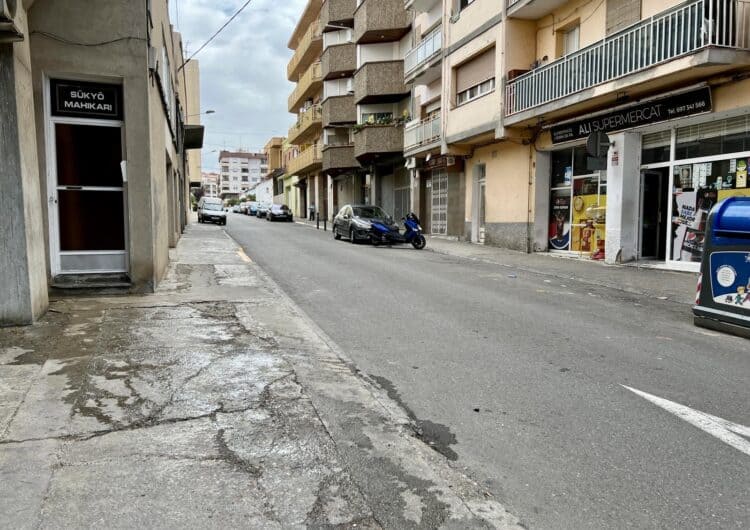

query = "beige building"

[
  {"left": 400, "top": 0, "right": 750, "bottom": 272},
  {"left": 287, "top": 0, "right": 325, "bottom": 219},
  {"left": 1, "top": 0, "right": 203, "bottom": 325},
  {"left": 262, "top": 136, "right": 287, "bottom": 204},
  {"left": 183, "top": 61, "right": 202, "bottom": 190}
]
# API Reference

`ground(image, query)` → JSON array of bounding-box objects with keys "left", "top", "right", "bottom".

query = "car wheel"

[{"left": 350, "top": 228, "right": 356, "bottom": 244}]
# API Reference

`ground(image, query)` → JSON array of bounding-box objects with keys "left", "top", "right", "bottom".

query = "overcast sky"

[{"left": 170, "top": 0, "right": 307, "bottom": 172}]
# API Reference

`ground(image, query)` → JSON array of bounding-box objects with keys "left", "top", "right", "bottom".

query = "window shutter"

[
  {"left": 456, "top": 47, "right": 496, "bottom": 93},
  {"left": 606, "top": 0, "right": 641, "bottom": 35}
]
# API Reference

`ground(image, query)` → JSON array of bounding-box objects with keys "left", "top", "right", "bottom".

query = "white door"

[
  {"left": 431, "top": 170, "right": 448, "bottom": 236},
  {"left": 49, "top": 120, "right": 127, "bottom": 275}
]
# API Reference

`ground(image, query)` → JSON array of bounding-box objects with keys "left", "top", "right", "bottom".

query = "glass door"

[{"left": 52, "top": 122, "right": 127, "bottom": 274}]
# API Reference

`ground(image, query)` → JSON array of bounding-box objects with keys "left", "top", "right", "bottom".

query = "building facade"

[
  {"left": 218, "top": 150, "right": 267, "bottom": 199},
  {"left": 397, "top": 0, "right": 750, "bottom": 272},
  {"left": 287, "top": 0, "right": 325, "bottom": 219},
  {"left": 1, "top": 0, "right": 203, "bottom": 326},
  {"left": 291, "top": 0, "right": 413, "bottom": 221},
  {"left": 201, "top": 171, "right": 220, "bottom": 198}
]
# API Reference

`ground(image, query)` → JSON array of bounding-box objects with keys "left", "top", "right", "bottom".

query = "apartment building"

[
  {"left": 400, "top": 0, "right": 750, "bottom": 272},
  {"left": 320, "top": 0, "right": 359, "bottom": 216},
  {"left": 287, "top": 0, "right": 324, "bottom": 219},
  {"left": 403, "top": 0, "right": 465, "bottom": 237},
  {"left": 218, "top": 150, "right": 267, "bottom": 199},
  {"left": 1, "top": 0, "right": 203, "bottom": 325},
  {"left": 289, "top": 0, "right": 413, "bottom": 221},
  {"left": 351, "top": 0, "right": 413, "bottom": 220},
  {"left": 262, "top": 136, "right": 287, "bottom": 203},
  {"left": 502, "top": 0, "right": 750, "bottom": 271},
  {"left": 201, "top": 172, "right": 220, "bottom": 198}
]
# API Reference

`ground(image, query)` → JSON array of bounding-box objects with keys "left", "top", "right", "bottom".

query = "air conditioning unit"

[{"left": 0, "top": 0, "right": 23, "bottom": 43}]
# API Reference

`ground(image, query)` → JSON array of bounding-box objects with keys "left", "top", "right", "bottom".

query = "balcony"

[
  {"left": 287, "top": 20, "right": 323, "bottom": 82},
  {"left": 322, "top": 94, "right": 356, "bottom": 125},
  {"left": 322, "top": 144, "right": 358, "bottom": 173},
  {"left": 404, "top": 113, "right": 441, "bottom": 156},
  {"left": 354, "top": 61, "right": 409, "bottom": 104},
  {"left": 505, "top": 0, "right": 750, "bottom": 125},
  {"left": 288, "top": 105, "right": 323, "bottom": 145},
  {"left": 404, "top": 25, "right": 442, "bottom": 84},
  {"left": 507, "top": 0, "right": 569, "bottom": 20},
  {"left": 288, "top": 62, "right": 323, "bottom": 113},
  {"left": 287, "top": 144, "right": 323, "bottom": 176},
  {"left": 321, "top": 42, "right": 356, "bottom": 79},
  {"left": 321, "top": 0, "right": 355, "bottom": 28},
  {"left": 405, "top": 0, "right": 440, "bottom": 11},
  {"left": 354, "top": 0, "right": 411, "bottom": 44},
  {"left": 354, "top": 124, "right": 404, "bottom": 163}
]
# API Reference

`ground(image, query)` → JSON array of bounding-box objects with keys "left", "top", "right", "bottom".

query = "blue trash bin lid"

[{"left": 713, "top": 197, "right": 750, "bottom": 234}]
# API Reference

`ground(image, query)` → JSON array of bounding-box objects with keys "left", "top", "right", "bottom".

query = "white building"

[
  {"left": 251, "top": 177, "right": 274, "bottom": 206},
  {"left": 218, "top": 150, "right": 268, "bottom": 198},
  {"left": 201, "top": 172, "right": 219, "bottom": 198}
]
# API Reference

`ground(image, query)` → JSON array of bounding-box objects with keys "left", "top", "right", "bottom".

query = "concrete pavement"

[{"left": 0, "top": 223, "right": 520, "bottom": 529}]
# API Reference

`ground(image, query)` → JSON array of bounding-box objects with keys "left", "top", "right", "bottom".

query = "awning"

[{"left": 184, "top": 124, "right": 205, "bottom": 150}]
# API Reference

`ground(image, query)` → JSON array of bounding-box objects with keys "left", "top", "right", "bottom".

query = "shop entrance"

[
  {"left": 640, "top": 169, "right": 669, "bottom": 259},
  {"left": 50, "top": 122, "right": 127, "bottom": 275}
]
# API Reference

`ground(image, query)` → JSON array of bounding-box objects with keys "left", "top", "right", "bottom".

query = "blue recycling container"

[{"left": 693, "top": 197, "right": 750, "bottom": 338}]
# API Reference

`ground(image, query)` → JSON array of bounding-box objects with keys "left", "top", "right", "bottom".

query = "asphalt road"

[{"left": 226, "top": 213, "right": 749, "bottom": 530}]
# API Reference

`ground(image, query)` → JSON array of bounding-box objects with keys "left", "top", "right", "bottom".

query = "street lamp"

[{"left": 187, "top": 110, "right": 215, "bottom": 118}]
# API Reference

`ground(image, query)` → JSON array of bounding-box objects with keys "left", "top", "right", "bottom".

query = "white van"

[{"left": 197, "top": 197, "right": 226, "bottom": 225}]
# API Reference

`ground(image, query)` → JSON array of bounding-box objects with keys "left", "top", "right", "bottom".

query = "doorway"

[
  {"left": 472, "top": 164, "right": 486, "bottom": 244},
  {"left": 431, "top": 169, "right": 448, "bottom": 236},
  {"left": 50, "top": 122, "right": 127, "bottom": 274},
  {"left": 640, "top": 168, "right": 668, "bottom": 260}
]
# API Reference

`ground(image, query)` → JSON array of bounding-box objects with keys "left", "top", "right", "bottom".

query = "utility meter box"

[{"left": 693, "top": 197, "right": 750, "bottom": 338}]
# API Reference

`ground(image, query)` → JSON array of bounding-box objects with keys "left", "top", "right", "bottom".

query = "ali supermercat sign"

[
  {"left": 51, "top": 79, "right": 124, "bottom": 120},
  {"left": 550, "top": 87, "right": 712, "bottom": 144}
]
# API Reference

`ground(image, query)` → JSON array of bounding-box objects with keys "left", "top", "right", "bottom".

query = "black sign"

[
  {"left": 51, "top": 79, "right": 123, "bottom": 120},
  {"left": 550, "top": 87, "right": 712, "bottom": 144}
]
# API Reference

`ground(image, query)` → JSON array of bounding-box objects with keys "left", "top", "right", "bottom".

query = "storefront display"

[
  {"left": 548, "top": 148, "right": 606, "bottom": 257},
  {"left": 642, "top": 114, "right": 750, "bottom": 266}
]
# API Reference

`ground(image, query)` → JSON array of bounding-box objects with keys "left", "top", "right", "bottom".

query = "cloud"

[{"left": 173, "top": 0, "right": 307, "bottom": 171}]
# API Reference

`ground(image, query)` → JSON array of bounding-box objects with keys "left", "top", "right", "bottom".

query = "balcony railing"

[
  {"left": 288, "top": 62, "right": 323, "bottom": 112},
  {"left": 287, "top": 20, "right": 323, "bottom": 81},
  {"left": 404, "top": 113, "right": 441, "bottom": 151},
  {"left": 505, "top": 0, "right": 750, "bottom": 116},
  {"left": 287, "top": 144, "right": 323, "bottom": 175},
  {"left": 404, "top": 25, "right": 442, "bottom": 77},
  {"left": 288, "top": 105, "right": 323, "bottom": 144}
]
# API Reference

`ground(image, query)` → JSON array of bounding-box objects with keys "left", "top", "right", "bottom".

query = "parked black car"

[
  {"left": 267, "top": 204, "right": 293, "bottom": 222},
  {"left": 333, "top": 204, "right": 395, "bottom": 243}
]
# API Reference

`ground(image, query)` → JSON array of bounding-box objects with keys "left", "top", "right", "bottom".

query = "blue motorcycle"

[{"left": 369, "top": 212, "right": 426, "bottom": 250}]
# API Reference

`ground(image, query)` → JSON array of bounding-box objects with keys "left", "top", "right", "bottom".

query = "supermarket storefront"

[{"left": 541, "top": 86, "right": 750, "bottom": 271}]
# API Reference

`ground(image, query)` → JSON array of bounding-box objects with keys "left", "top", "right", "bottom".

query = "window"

[
  {"left": 455, "top": 47, "right": 496, "bottom": 106},
  {"left": 242, "top": 176, "right": 248, "bottom": 182},
  {"left": 456, "top": 78, "right": 495, "bottom": 106},
  {"left": 459, "top": 0, "right": 476, "bottom": 10},
  {"left": 563, "top": 25, "right": 580, "bottom": 56},
  {"left": 361, "top": 112, "right": 393, "bottom": 125}
]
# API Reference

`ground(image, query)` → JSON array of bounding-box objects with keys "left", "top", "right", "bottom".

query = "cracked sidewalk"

[{"left": 0, "top": 223, "right": 521, "bottom": 529}]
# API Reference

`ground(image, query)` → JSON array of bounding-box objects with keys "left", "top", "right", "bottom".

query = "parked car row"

[{"left": 230, "top": 201, "right": 294, "bottom": 222}]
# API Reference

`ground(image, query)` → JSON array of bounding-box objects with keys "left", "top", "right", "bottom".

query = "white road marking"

[{"left": 622, "top": 385, "right": 750, "bottom": 456}]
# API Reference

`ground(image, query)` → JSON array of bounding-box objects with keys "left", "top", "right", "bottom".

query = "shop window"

[
  {"left": 642, "top": 131, "right": 671, "bottom": 164},
  {"left": 676, "top": 115, "right": 750, "bottom": 159}
]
